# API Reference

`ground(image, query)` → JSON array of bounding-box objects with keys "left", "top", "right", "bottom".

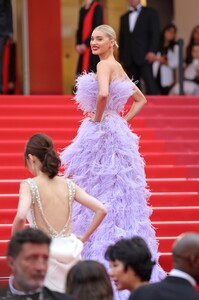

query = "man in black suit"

[
  {"left": 129, "top": 232, "right": 199, "bottom": 300},
  {"left": 119, "top": 0, "right": 160, "bottom": 94},
  {"left": 0, "top": 228, "right": 74, "bottom": 300},
  {"left": 0, "top": 0, "right": 13, "bottom": 94}
]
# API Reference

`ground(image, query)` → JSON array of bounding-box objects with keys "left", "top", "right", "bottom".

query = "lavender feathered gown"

[{"left": 60, "top": 73, "right": 166, "bottom": 299}]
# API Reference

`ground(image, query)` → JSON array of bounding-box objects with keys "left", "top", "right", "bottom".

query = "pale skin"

[
  {"left": 109, "top": 260, "right": 148, "bottom": 292},
  {"left": 90, "top": 28, "right": 147, "bottom": 123},
  {"left": 12, "top": 154, "right": 107, "bottom": 243}
]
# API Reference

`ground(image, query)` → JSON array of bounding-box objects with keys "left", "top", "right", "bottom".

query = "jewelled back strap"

[{"left": 23, "top": 178, "right": 75, "bottom": 237}]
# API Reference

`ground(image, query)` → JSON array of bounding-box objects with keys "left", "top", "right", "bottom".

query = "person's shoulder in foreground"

[{"left": 129, "top": 232, "right": 199, "bottom": 300}]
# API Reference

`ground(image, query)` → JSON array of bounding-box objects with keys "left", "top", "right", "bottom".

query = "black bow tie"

[{"left": 129, "top": 8, "right": 138, "bottom": 13}]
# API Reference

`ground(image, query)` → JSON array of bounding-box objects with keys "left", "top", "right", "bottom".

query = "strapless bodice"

[{"left": 74, "top": 72, "right": 135, "bottom": 113}]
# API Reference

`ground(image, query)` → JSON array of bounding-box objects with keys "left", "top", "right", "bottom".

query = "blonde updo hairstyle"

[{"left": 94, "top": 24, "right": 119, "bottom": 48}]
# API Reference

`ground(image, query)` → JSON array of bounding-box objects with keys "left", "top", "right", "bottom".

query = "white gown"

[{"left": 23, "top": 178, "right": 83, "bottom": 293}]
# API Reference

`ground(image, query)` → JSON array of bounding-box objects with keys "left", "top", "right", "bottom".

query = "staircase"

[{"left": 0, "top": 95, "right": 199, "bottom": 286}]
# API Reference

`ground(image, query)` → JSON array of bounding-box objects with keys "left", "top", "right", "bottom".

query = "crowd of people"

[
  {"left": 0, "top": 0, "right": 199, "bottom": 95},
  {"left": 75, "top": 0, "right": 199, "bottom": 96},
  {"left": 1, "top": 229, "right": 199, "bottom": 300}
]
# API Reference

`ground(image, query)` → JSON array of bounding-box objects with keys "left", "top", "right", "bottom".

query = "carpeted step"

[
  {"left": 0, "top": 209, "right": 16, "bottom": 224},
  {"left": 145, "top": 153, "right": 199, "bottom": 165},
  {"left": 157, "top": 236, "right": 176, "bottom": 253},
  {"left": 151, "top": 207, "right": 199, "bottom": 221},
  {"left": 144, "top": 116, "right": 199, "bottom": 128},
  {"left": 153, "top": 221, "right": 199, "bottom": 236},
  {"left": 136, "top": 105, "right": 199, "bottom": 117},
  {"left": 150, "top": 192, "right": 199, "bottom": 206},
  {"left": 1, "top": 192, "right": 198, "bottom": 209},
  {"left": 0, "top": 139, "right": 167, "bottom": 153},
  {"left": 0, "top": 152, "right": 181, "bottom": 166},
  {"left": 0, "top": 241, "right": 8, "bottom": 256},
  {"left": 148, "top": 178, "right": 199, "bottom": 192},
  {"left": 2, "top": 206, "right": 199, "bottom": 224},
  {"left": 0, "top": 116, "right": 83, "bottom": 128},
  {"left": 1, "top": 222, "right": 198, "bottom": 240},
  {"left": 159, "top": 253, "right": 172, "bottom": 272},
  {"left": 0, "top": 194, "right": 18, "bottom": 209},
  {"left": 146, "top": 165, "right": 199, "bottom": 178},
  {"left": 1, "top": 178, "right": 199, "bottom": 194},
  {"left": 0, "top": 278, "right": 8, "bottom": 288},
  {"left": 0, "top": 126, "right": 77, "bottom": 141},
  {"left": 1, "top": 165, "right": 199, "bottom": 180}
]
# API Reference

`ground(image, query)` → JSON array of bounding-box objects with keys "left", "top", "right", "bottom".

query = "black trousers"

[{"left": 0, "top": 36, "right": 7, "bottom": 93}]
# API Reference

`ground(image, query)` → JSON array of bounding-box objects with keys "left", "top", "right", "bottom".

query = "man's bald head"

[{"left": 172, "top": 233, "right": 199, "bottom": 283}]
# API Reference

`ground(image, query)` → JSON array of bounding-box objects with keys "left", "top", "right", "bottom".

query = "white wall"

[{"left": 174, "top": 0, "right": 199, "bottom": 51}]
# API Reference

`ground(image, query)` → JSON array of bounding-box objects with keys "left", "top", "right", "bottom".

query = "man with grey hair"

[
  {"left": 0, "top": 228, "right": 74, "bottom": 299},
  {"left": 129, "top": 232, "right": 199, "bottom": 300}
]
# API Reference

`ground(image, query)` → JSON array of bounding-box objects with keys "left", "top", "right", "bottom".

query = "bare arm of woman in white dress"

[{"left": 12, "top": 182, "right": 32, "bottom": 235}]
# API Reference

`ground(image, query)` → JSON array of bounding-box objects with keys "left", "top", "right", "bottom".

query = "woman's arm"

[
  {"left": 12, "top": 183, "right": 32, "bottom": 235},
  {"left": 74, "top": 184, "right": 107, "bottom": 243},
  {"left": 92, "top": 61, "right": 111, "bottom": 122},
  {"left": 124, "top": 85, "right": 147, "bottom": 122}
]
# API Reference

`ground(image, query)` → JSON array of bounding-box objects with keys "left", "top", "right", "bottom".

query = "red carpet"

[{"left": 0, "top": 95, "right": 199, "bottom": 284}]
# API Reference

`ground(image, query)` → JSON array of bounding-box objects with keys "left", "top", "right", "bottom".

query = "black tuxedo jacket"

[
  {"left": 0, "top": 0, "right": 13, "bottom": 37},
  {"left": 0, "top": 285, "right": 74, "bottom": 299},
  {"left": 129, "top": 276, "right": 199, "bottom": 300},
  {"left": 119, "top": 6, "right": 160, "bottom": 67}
]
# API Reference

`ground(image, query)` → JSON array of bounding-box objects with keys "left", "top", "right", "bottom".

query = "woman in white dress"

[
  {"left": 153, "top": 23, "right": 179, "bottom": 95},
  {"left": 12, "top": 133, "right": 107, "bottom": 293}
]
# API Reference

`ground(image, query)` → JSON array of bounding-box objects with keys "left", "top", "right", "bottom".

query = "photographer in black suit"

[
  {"left": 129, "top": 232, "right": 199, "bottom": 300},
  {"left": 119, "top": 0, "right": 160, "bottom": 94},
  {"left": 0, "top": 0, "right": 13, "bottom": 94}
]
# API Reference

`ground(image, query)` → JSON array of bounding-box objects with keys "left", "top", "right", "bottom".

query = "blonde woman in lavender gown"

[{"left": 60, "top": 25, "right": 166, "bottom": 299}]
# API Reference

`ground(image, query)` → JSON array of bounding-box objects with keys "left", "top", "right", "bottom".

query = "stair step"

[
  {"left": 146, "top": 165, "right": 198, "bottom": 178},
  {"left": 0, "top": 117, "right": 83, "bottom": 128},
  {"left": 1, "top": 152, "right": 199, "bottom": 167},
  {"left": 150, "top": 192, "right": 199, "bottom": 206},
  {"left": 0, "top": 209, "right": 16, "bottom": 224},
  {"left": 0, "top": 241, "right": 8, "bottom": 256},
  {"left": 1, "top": 165, "right": 199, "bottom": 180},
  {"left": 0, "top": 194, "right": 18, "bottom": 209},
  {"left": 1, "top": 206, "right": 198, "bottom": 224},
  {"left": 153, "top": 221, "right": 199, "bottom": 236},
  {"left": 0, "top": 139, "right": 167, "bottom": 153},
  {"left": 151, "top": 206, "right": 199, "bottom": 221},
  {"left": 0, "top": 192, "right": 198, "bottom": 210},
  {"left": 0, "top": 178, "right": 199, "bottom": 194},
  {"left": 137, "top": 105, "right": 199, "bottom": 117},
  {"left": 148, "top": 178, "right": 199, "bottom": 192},
  {"left": 0, "top": 126, "right": 77, "bottom": 140},
  {"left": 0, "top": 278, "right": 8, "bottom": 288},
  {"left": 159, "top": 253, "right": 172, "bottom": 272},
  {"left": 144, "top": 116, "right": 199, "bottom": 128},
  {"left": 157, "top": 236, "right": 176, "bottom": 253}
]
